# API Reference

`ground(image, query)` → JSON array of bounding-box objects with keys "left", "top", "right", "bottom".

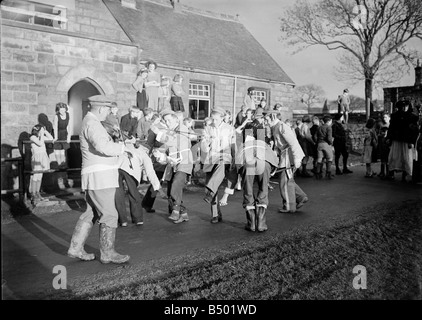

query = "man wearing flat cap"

[
  {"left": 201, "top": 107, "right": 237, "bottom": 223},
  {"left": 67, "top": 95, "right": 132, "bottom": 264}
]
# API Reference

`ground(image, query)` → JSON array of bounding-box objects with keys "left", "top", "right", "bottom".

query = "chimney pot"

[
  {"left": 171, "top": 0, "right": 182, "bottom": 12},
  {"left": 121, "top": 0, "right": 136, "bottom": 9}
]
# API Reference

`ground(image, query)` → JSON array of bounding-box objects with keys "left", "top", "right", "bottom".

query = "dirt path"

[{"left": 2, "top": 164, "right": 421, "bottom": 299}]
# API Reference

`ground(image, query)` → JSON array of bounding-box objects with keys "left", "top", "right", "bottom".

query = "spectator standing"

[
  {"left": 315, "top": 116, "right": 334, "bottom": 180},
  {"left": 170, "top": 74, "right": 185, "bottom": 112},
  {"left": 298, "top": 115, "right": 315, "bottom": 177},
  {"left": 339, "top": 89, "right": 351, "bottom": 124},
  {"left": 144, "top": 61, "right": 161, "bottom": 111},
  {"left": 53, "top": 102, "right": 71, "bottom": 168},
  {"left": 29, "top": 124, "right": 54, "bottom": 204},
  {"left": 132, "top": 68, "right": 148, "bottom": 110},
  {"left": 362, "top": 118, "right": 378, "bottom": 178},
  {"left": 332, "top": 113, "right": 353, "bottom": 175},
  {"left": 243, "top": 87, "right": 256, "bottom": 111},
  {"left": 386, "top": 100, "right": 419, "bottom": 181},
  {"left": 158, "top": 77, "right": 171, "bottom": 113},
  {"left": 310, "top": 116, "right": 320, "bottom": 174}
]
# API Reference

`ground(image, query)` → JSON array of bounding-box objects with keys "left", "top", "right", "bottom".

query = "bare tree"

[
  {"left": 296, "top": 84, "right": 326, "bottom": 109},
  {"left": 348, "top": 95, "right": 366, "bottom": 113},
  {"left": 279, "top": 0, "right": 422, "bottom": 119}
]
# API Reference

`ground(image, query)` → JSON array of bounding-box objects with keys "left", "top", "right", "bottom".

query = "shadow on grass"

[{"left": 38, "top": 199, "right": 422, "bottom": 300}]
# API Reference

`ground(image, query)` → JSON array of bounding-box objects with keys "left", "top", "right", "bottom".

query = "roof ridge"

[{"left": 142, "top": 0, "right": 241, "bottom": 23}]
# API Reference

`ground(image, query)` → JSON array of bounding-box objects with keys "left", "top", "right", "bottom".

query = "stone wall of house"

[
  {"left": 156, "top": 66, "right": 295, "bottom": 120},
  {"left": 64, "top": 0, "right": 131, "bottom": 42},
  {"left": 1, "top": 18, "right": 138, "bottom": 147}
]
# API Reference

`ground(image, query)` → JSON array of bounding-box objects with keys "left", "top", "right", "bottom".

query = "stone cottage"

[
  {"left": 1, "top": 0, "right": 296, "bottom": 147},
  {"left": 383, "top": 61, "right": 422, "bottom": 112}
]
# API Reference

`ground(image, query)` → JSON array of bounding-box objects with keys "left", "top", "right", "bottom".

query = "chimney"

[
  {"left": 120, "top": 0, "right": 136, "bottom": 9},
  {"left": 170, "top": 0, "right": 182, "bottom": 13},
  {"left": 415, "top": 59, "right": 422, "bottom": 88}
]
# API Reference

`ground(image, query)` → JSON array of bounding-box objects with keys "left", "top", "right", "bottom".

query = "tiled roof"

[{"left": 103, "top": 0, "right": 294, "bottom": 84}]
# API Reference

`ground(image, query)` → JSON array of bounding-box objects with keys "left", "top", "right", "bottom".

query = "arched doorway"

[{"left": 68, "top": 78, "right": 104, "bottom": 136}]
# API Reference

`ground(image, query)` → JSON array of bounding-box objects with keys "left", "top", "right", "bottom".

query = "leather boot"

[
  {"left": 315, "top": 163, "right": 323, "bottom": 180},
  {"left": 99, "top": 223, "right": 130, "bottom": 264},
  {"left": 245, "top": 209, "right": 256, "bottom": 232},
  {"left": 210, "top": 201, "right": 223, "bottom": 224},
  {"left": 174, "top": 212, "right": 189, "bottom": 224},
  {"left": 301, "top": 165, "right": 313, "bottom": 177},
  {"left": 67, "top": 219, "right": 95, "bottom": 261},
  {"left": 326, "top": 161, "right": 334, "bottom": 180},
  {"left": 168, "top": 210, "right": 180, "bottom": 221},
  {"left": 256, "top": 206, "right": 268, "bottom": 232}
]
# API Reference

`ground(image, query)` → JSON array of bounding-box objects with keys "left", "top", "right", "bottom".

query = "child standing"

[
  {"left": 378, "top": 126, "right": 391, "bottom": 179},
  {"left": 53, "top": 102, "right": 71, "bottom": 168},
  {"left": 362, "top": 118, "right": 378, "bottom": 177},
  {"left": 29, "top": 124, "right": 53, "bottom": 203},
  {"left": 158, "top": 77, "right": 171, "bottom": 113}
]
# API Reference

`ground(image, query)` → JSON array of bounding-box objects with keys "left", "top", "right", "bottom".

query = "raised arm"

[{"left": 132, "top": 76, "right": 144, "bottom": 92}]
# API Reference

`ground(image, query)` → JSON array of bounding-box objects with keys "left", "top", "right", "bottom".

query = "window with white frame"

[
  {"left": 189, "top": 82, "right": 212, "bottom": 124},
  {"left": 1, "top": 0, "right": 67, "bottom": 30},
  {"left": 252, "top": 89, "right": 268, "bottom": 105}
]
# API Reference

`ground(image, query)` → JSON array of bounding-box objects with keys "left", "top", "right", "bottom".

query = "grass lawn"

[{"left": 44, "top": 199, "right": 421, "bottom": 300}]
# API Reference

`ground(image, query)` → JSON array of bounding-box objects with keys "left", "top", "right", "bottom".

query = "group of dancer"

[
  {"left": 33, "top": 83, "right": 419, "bottom": 265},
  {"left": 64, "top": 89, "right": 315, "bottom": 264}
]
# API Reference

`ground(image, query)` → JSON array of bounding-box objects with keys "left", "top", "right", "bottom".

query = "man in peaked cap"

[
  {"left": 67, "top": 95, "right": 132, "bottom": 264},
  {"left": 201, "top": 107, "right": 237, "bottom": 223}
]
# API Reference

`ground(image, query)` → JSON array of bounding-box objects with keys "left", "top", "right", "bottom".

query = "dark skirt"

[
  {"left": 53, "top": 141, "right": 70, "bottom": 150},
  {"left": 54, "top": 129, "right": 70, "bottom": 150},
  {"left": 170, "top": 96, "right": 185, "bottom": 112},
  {"left": 137, "top": 91, "right": 148, "bottom": 110}
]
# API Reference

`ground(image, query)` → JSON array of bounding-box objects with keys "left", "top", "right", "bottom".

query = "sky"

[{"left": 182, "top": 0, "right": 421, "bottom": 101}]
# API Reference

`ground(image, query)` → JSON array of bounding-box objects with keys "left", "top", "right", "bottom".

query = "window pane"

[
  {"left": 189, "top": 99, "right": 198, "bottom": 119},
  {"left": 198, "top": 100, "right": 209, "bottom": 120}
]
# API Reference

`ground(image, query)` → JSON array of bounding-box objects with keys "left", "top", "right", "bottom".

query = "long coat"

[{"left": 272, "top": 121, "right": 305, "bottom": 170}]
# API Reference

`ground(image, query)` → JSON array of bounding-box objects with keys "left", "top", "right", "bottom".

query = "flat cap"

[
  {"left": 87, "top": 95, "right": 115, "bottom": 106},
  {"left": 210, "top": 107, "right": 226, "bottom": 116},
  {"left": 160, "top": 109, "right": 175, "bottom": 117},
  {"left": 302, "top": 115, "right": 311, "bottom": 123},
  {"left": 254, "top": 107, "right": 264, "bottom": 118}
]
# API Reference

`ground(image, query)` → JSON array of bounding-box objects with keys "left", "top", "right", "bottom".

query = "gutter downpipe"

[{"left": 233, "top": 76, "right": 237, "bottom": 119}]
